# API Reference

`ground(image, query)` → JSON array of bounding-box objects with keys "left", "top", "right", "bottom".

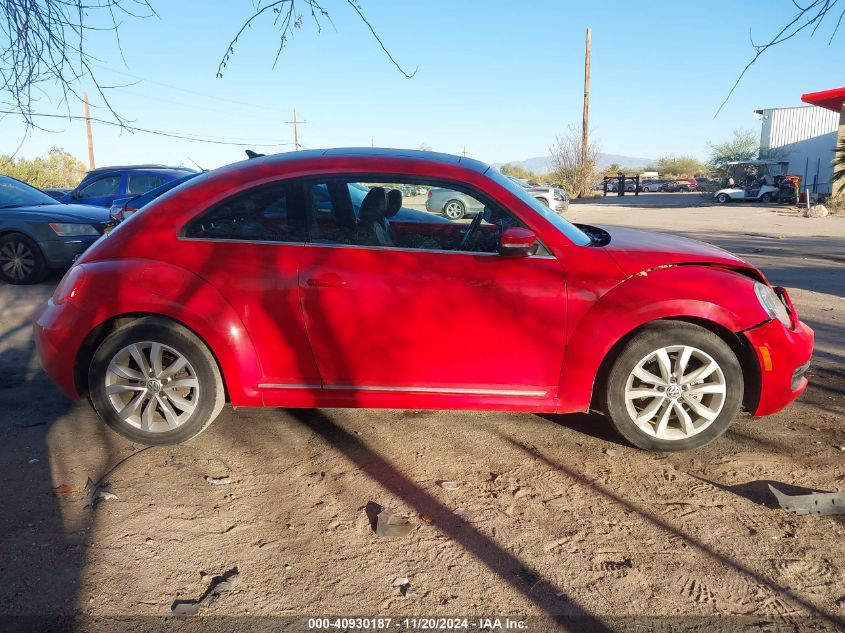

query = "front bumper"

[
  {"left": 743, "top": 316, "right": 814, "bottom": 416},
  {"left": 39, "top": 236, "right": 101, "bottom": 268}
]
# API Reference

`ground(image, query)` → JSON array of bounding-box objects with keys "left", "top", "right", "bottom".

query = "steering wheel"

[{"left": 457, "top": 212, "right": 484, "bottom": 251}]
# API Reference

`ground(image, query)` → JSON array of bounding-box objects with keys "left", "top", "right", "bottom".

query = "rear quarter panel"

[{"left": 72, "top": 259, "right": 263, "bottom": 406}]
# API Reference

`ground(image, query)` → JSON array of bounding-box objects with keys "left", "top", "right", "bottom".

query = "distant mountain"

[{"left": 495, "top": 153, "right": 654, "bottom": 174}]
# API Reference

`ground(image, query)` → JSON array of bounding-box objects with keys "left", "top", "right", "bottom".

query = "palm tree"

[{"left": 834, "top": 138, "right": 845, "bottom": 194}]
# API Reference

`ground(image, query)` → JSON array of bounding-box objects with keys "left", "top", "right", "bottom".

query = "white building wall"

[{"left": 758, "top": 105, "right": 839, "bottom": 194}]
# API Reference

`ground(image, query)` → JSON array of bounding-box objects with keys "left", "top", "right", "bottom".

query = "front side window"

[
  {"left": 78, "top": 175, "right": 122, "bottom": 199},
  {"left": 184, "top": 181, "right": 306, "bottom": 242},
  {"left": 309, "top": 178, "right": 524, "bottom": 254},
  {"left": 127, "top": 173, "right": 167, "bottom": 195}
]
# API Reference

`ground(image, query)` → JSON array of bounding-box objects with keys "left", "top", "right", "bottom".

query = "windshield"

[
  {"left": 487, "top": 169, "right": 591, "bottom": 246},
  {"left": 0, "top": 176, "right": 60, "bottom": 208}
]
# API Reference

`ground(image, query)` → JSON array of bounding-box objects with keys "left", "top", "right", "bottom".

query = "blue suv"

[{"left": 61, "top": 165, "right": 197, "bottom": 208}]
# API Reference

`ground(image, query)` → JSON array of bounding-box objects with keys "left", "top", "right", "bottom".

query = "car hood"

[
  {"left": 591, "top": 225, "right": 764, "bottom": 281},
  {"left": 9, "top": 203, "right": 111, "bottom": 223}
]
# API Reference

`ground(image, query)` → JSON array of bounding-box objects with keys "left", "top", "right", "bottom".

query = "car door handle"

[{"left": 306, "top": 273, "right": 347, "bottom": 288}]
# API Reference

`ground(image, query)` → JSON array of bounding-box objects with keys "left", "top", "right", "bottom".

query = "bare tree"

[
  {"left": 1, "top": 0, "right": 413, "bottom": 134},
  {"left": 718, "top": 0, "right": 843, "bottom": 115},
  {"left": 217, "top": 0, "right": 416, "bottom": 79},
  {"left": 0, "top": 0, "right": 156, "bottom": 127},
  {"left": 549, "top": 125, "right": 600, "bottom": 198}
]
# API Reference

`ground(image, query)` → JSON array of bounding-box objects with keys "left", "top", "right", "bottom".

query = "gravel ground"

[{"left": 0, "top": 201, "right": 843, "bottom": 632}]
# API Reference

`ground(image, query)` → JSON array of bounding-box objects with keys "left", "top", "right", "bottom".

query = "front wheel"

[
  {"left": 88, "top": 317, "right": 225, "bottom": 445},
  {"left": 760, "top": 193, "right": 772, "bottom": 203},
  {"left": 716, "top": 193, "right": 730, "bottom": 204},
  {"left": 0, "top": 233, "right": 47, "bottom": 285},
  {"left": 603, "top": 321, "right": 743, "bottom": 451}
]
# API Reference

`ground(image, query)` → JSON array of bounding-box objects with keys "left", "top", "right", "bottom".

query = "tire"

[
  {"left": 760, "top": 193, "right": 772, "bottom": 204},
  {"left": 603, "top": 321, "right": 743, "bottom": 452},
  {"left": 537, "top": 197, "right": 549, "bottom": 206},
  {"left": 443, "top": 199, "right": 466, "bottom": 220},
  {"left": 716, "top": 193, "right": 730, "bottom": 204},
  {"left": 88, "top": 317, "right": 225, "bottom": 445},
  {"left": 0, "top": 233, "right": 48, "bottom": 285}
]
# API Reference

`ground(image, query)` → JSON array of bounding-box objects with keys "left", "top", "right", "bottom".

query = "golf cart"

[{"left": 713, "top": 160, "right": 789, "bottom": 204}]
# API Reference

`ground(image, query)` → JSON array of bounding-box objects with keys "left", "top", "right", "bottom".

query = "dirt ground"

[{"left": 1, "top": 199, "right": 844, "bottom": 632}]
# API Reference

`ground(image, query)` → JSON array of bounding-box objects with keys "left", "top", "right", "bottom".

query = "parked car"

[
  {"left": 41, "top": 187, "right": 72, "bottom": 201},
  {"left": 425, "top": 187, "right": 485, "bottom": 219},
  {"left": 639, "top": 179, "right": 667, "bottom": 193},
  {"left": 109, "top": 172, "right": 202, "bottom": 224},
  {"left": 506, "top": 176, "right": 569, "bottom": 213},
  {"left": 0, "top": 175, "right": 109, "bottom": 284},
  {"left": 660, "top": 180, "right": 695, "bottom": 193},
  {"left": 61, "top": 165, "right": 197, "bottom": 208},
  {"left": 34, "top": 148, "right": 813, "bottom": 452}
]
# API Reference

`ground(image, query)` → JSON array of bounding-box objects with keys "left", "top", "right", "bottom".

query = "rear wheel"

[
  {"left": 716, "top": 193, "right": 730, "bottom": 204},
  {"left": 88, "top": 317, "right": 225, "bottom": 445},
  {"left": 0, "top": 233, "right": 47, "bottom": 285},
  {"left": 443, "top": 199, "right": 466, "bottom": 220},
  {"left": 603, "top": 321, "right": 743, "bottom": 452},
  {"left": 760, "top": 192, "right": 772, "bottom": 203}
]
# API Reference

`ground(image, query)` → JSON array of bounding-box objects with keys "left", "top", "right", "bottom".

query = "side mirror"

[{"left": 499, "top": 227, "right": 537, "bottom": 257}]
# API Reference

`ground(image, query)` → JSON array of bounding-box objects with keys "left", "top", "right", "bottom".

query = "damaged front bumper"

[{"left": 742, "top": 297, "right": 814, "bottom": 417}]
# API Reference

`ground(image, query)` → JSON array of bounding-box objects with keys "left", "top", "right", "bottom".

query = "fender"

[
  {"left": 556, "top": 265, "right": 771, "bottom": 413},
  {"left": 75, "top": 259, "right": 263, "bottom": 406}
]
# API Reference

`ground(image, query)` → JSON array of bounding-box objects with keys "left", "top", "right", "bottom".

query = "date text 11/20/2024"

[{"left": 307, "top": 617, "right": 527, "bottom": 630}]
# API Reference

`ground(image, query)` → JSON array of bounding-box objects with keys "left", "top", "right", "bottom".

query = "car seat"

[{"left": 357, "top": 187, "right": 394, "bottom": 247}]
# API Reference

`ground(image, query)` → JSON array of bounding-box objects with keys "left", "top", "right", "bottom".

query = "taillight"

[
  {"left": 52, "top": 265, "right": 87, "bottom": 304},
  {"left": 427, "top": 191, "right": 432, "bottom": 199},
  {"left": 124, "top": 205, "right": 139, "bottom": 219}
]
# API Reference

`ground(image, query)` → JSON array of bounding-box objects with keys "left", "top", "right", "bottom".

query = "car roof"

[
  {"left": 85, "top": 164, "right": 197, "bottom": 174},
  {"left": 240, "top": 148, "right": 491, "bottom": 175}
]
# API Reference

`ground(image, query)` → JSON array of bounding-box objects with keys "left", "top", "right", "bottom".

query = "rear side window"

[
  {"left": 127, "top": 173, "right": 167, "bottom": 194},
  {"left": 184, "top": 181, "right": 307, "bottom": 243},
  {"left": 78, "top": 175, "right": 121, "bottom": 199}
]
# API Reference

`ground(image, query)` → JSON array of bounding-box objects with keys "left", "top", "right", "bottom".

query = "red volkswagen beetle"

[{"left": 33, "top": 149, "right": 813, "bottom": 451}]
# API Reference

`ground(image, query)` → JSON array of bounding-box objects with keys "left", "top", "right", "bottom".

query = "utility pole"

[
  {"left": 581, "top": 27, "right": 591, "bottom": 197},
  {"left": 285, "top": 108, "right": 307, "bottom": 150},
  {"left": 83, "top": 91, "right": 95, "bottom": 170}
]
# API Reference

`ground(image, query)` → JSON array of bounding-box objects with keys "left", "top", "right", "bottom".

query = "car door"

[
  {"left": 296, "top": 177, "right": 568, "bottom": 407},
  {"left": 73, "top": 174, "right": 125, "bottom": 207}
]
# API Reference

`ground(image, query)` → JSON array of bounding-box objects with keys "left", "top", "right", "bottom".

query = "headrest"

[
  {"left": 386, "top": 189, "right": 402, "bottom": 218},
  {"left": 359, "top": 187, "right": 387, "bottom": 223}
]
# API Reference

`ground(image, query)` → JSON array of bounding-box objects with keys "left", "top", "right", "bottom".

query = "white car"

[{"left": 505, "top": 176, "right": 569, "bottom": 213}]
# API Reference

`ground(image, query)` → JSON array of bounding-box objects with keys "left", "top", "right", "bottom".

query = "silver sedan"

[{"left": 424, "top": 188, "right": 485, "bottom": 220}]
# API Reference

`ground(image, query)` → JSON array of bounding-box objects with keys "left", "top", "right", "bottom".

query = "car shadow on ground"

[{"left": 285, "top": 408, "right": 616, "bottom": 629}]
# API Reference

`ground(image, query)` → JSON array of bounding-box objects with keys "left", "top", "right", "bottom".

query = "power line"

[
  {"left": 0, "top": 110, "right": 297, "bottom": 147},
  {"left": 88, "top": 63, "right": 283, "bottom": 114}
]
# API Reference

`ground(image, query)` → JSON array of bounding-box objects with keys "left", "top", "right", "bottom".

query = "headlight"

[
  {"left": 754, "top": 282, "right": 791, "bottom": 326},
  {"left": 49, "top": 223, "right": 99, "bottom": 236}
]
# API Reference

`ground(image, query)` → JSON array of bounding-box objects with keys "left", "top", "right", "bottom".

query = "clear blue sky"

[{"left": 2, "top": 0, "right": 842, "bottom": 169}]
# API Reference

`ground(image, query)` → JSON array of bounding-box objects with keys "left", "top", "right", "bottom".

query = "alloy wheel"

[
  {"left": 444, "top": 201, "right": 465, "bottom": 219},
  {"left": 623, "top": 345, "right": 726, "bottom": 441},
  {"left": 104, "top": 341, "right": 200, "bottom": 432},
  {"left": 0, "top": 240, "right": 35, "bottom": 281}
]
